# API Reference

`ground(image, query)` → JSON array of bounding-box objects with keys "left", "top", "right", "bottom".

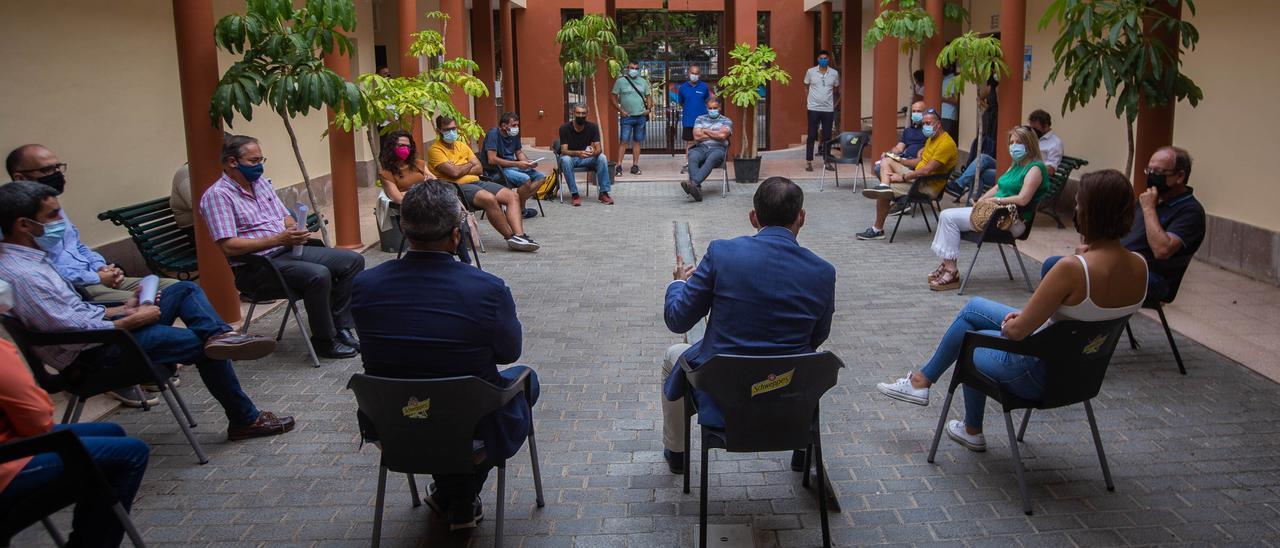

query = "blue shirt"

[
  {"left": 901, "top": 126, "right": 927, "bottom": 159},
  {"left": 482, "top": 127, "right": 522, "bottom": 164},
  {"left": 677, "top": 81, "right": 712, "bottom": 128},
  {"left": 47, "top": 217, "right": 109, "bottom": 287},
  {"left": 0, "top": 242, "right": 113, "bottom": 370}
]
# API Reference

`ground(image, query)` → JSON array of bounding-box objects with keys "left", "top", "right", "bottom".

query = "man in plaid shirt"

[{"left": 200, "top": 135, "right": 365, "bottom": 359}]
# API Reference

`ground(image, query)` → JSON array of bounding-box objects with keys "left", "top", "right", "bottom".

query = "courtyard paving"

[{"left": 22, "top": 179, "right": 1280, "bottom": 547}]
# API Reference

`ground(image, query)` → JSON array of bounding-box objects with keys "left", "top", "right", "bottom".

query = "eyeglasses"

[
  {"left": 237, "top": 156, "right": 267, "bottom": 166},
  {"left": 17, "top": 163, "right": 68, "bottom": 176},
  {"left": 1143, "top": 167, "right": 1176, "bottom": 176}
]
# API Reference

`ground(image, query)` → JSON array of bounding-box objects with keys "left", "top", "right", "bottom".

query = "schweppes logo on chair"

[{"left": 750, "top": 369, "right": 795, "bottom": 397}]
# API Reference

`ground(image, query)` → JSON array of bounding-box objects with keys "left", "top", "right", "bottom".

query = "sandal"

[
  {"left": 929, "top": 269, "right": 961, "bottom": 291},
  {"left": 927, "top": 263, "right": 948, "bottom": 282}
]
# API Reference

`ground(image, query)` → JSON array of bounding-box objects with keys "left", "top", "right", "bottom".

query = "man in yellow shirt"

[
  {"left": 856, "top": 111, "right": 957, "bottom": 240},
  {"left": 427, "top": 116, "right": 539, "bottom": 252}
]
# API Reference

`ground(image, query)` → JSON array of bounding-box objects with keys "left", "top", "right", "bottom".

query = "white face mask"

[
  {"left": 689, "top": 73, "right": 700, "bottom": 82},
  {"left": 0, "top": 279, "right": 12, "bottom": 314},
  {"left": 507, "top": 126, "right": 520, "bottom": 137}
]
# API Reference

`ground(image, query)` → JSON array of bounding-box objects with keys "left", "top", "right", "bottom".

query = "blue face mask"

[
  {"left": 1009, "top": 143, "right": 1028, "bottom": 161},
  {"left": 818, "top": 58, "right": 829, "bottom": 68},
  {"left": 442, "top": 129, "right": 459, "bottom": 144},
  {"left": 707, "top": 109, "right": 719, "bottom": 118},
  {"left": 628, "top": 69, "right": 640, "bottom": 78},
  {"left": 235, "top": 162, "right": 264, "bottom": 182},
  {"left": 910, "top": 112, "right": 923, "bottom": 124},
  {"left": 31, "top": 218, "right": 67, "bottom": 251},
  {"left": 922, "top": 124, "right": 936, "bottom": 138}
]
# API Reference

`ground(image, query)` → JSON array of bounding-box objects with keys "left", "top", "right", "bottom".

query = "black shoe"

[
  {"left": 664, "top": 449, "right": 685, "bottom": 475},
  {"left": 614, "top": 164, "right": 623, "bottom": 177},
  {"left": 790, "top": 450, "right": 807, "bottom": 472},
  {"left": 448, "top": 496, "right": 483, "bottom": 531},
  {"left": 336, "top": 328, "right": 360, "bottom": 351},
  {"left": 522, "top": 207, "right": 538, "bottom": 219},
  {"left": 425, "top": 483, "right": 450, "bottom": 518},
  {"left": 312, "top": 338, "right": 358, "bottom": 359}
]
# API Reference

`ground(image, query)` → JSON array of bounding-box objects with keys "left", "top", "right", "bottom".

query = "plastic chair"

[
  {"left": 549, "top": 138, "right": 596, "bottom": 202},
  {"left": 347, "top": 371, "right": 545, "bottom": 548},
  {"left": 1124, "top": 270, "right": 1189, "bottom": 375},
  {"left": 230, "top": 241, "right": 327, "bottom": 368},
  {"left": 819, "top": 131, "right": 871, "bottom": 191},
  {"left": 0, "top": 430, "right": 147, "bottom": 547},
  {"left": 926, "top": 317, "right": 1131, "bottom": 515},
  {"left": 388, "top": 198, "right": 482, "bottom": 269},
  {"left": 0, "top": 316, "right": 208, "bottom": 465},
  {"left": 478, "top": 149, "right": 546, "bottom": 217},
  {"left": 679, "top": 352, "right": 844, "bottom": 548},
  {"left": 958, "top": 205, "right": 1038, "bottom": 294},
  {"left": 887, "top": 174, "right": 946, "bottom": 243}
]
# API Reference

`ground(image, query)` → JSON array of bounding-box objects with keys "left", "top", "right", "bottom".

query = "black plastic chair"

[
  {"left": 347, "top": 371, "right": 545, "bottom": 548},
  {"left": 888, "top": 174, "right": 946, "bottom": 243},
  {"left": 478, "top": 149, "right": 546, "bottom": 218},
  {"left": 389, "top": 197, "right": 482, "bottom": 269},
  {"left": 679, "top": 352, "right": 844, "bottom": 548},
  {"left": 958, "top": 205, "right": 1038, "bottom": 294},
  {"left": 230, "top": 240, "right": 329, "bottom": 368},
  {"left": 0, "top": 316, "right": 207, "bottom": 464},
  {"left": 549, "top": 138, "right": 596, "bottom": 201},
  {"left": 1124, "top": 272, "right": 1189, "bottom": 375},
  {"left": 0, "top": 429, "right": 147, "bottom": 547},
  {"left": 819, "top": 131, "right": 871, "bottom": 191},
  {"left": 927, "top": 317, "right": 1131, "bottom": 515}
]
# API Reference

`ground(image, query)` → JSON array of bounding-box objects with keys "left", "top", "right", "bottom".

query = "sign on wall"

[{"left": 1024, "top": 46, "right": 1032, "bottom": 81}]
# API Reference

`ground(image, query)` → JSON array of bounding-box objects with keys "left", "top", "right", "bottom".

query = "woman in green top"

[{"left": 928, "top": 126, "right": 1047, "bottom": 290}]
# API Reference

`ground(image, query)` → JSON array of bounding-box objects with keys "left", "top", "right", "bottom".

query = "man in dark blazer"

[
  {"left": 351, "top": 180, "right": 539, "bottom": 531},
  {"left": 661, "top": 177, "right": 836, "bottom": 474}
]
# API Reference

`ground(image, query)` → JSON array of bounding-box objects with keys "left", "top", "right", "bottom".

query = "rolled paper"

[{"left": 137, "top": 275, "right": 160, "bottom": 305}]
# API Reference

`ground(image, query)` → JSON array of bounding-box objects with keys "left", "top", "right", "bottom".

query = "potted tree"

[
  {"left": 938, "top": 32, "right": 1008, "bottom": 204},
  {"left": 717, "top": 43, "right": 790, "bottom": 184},
  {"left": 1041, "top": 0, "right": 1201, "bottom": 181},
  {"left": 555, "top": 14, "right": 628, "bottom": 173},
  {"left": 211, "top": 0, "right": 365, "bottom": 246}
]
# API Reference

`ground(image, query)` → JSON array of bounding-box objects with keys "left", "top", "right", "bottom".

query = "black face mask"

[
  {"left": 35, "top": 171, "right": 66, "bottom": 195},
  {"left": 1147, "top": 172, "right": 1170, "bottom": 194},
  {"left": 573, "top": 116, "right": 588, "bottom": 125},
  {"left": 1031, "top": 127, "right": 1046, "bottom": 138}
]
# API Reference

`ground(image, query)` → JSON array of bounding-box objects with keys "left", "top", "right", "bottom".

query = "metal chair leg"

[
  {"left": 889, "top": 203, "right": 906, "bottom": 243},
  {"left": 240, "top": 301, "right": 258, "bottom": 333},
  {"left": 997, "top": 244, "right": 1014, "bottom": 280},
  {"left": 1125, "top": 321, "right": 1140, "bottom": 350},
  {"left": 274, "top": 305, "right": 291, "bottom": 342},
  {"left": 1083, "top": 400, "right": 1115, "bottom": 491},
  {"left": 159, "top": 389, "right": 208, "bottom": 464},
  {"left": 406, "top": 473, "right": 421, "bottom": 508},
  {"left": 921, "top": 203, "right": 933, "bottom": 233},
  {"left": 1012, "top": 244, "right": 1034, "bottom": 292},
  {"left": 396, "top": 233, "right": 406, "bottom": 260},
  {"left": 819, "top": 163, "right": 827, "bottom": 192},
  {"left": 1017, "top": 409, "right": 1032, "bottom": 442},
  {"left": 166, "top": 379, "right": 198, "bottom": 428},
  {"left": 110, "top": 502, "right": 147, "bottom": 548},
  {"left": 528, "top": 422, "right": 546, "bottom": 507},
  {"left": 1156, "top": 305, "right": 1187, "bottom": 375},
  {"left": 70, "top": 399, "right": 86, "bottom": 424},
  {"left": 41, "top": 517, "right": 66, "bottom": 547},
  {"left": 289, "top": 300, "right": 321, "bottom": 368},
  {"left": 372, "top": 465, "right": 387, "bottom": 548},
  {"left": 683, "top": 398, "right": 693, "bottom": 494},
  {"left": 1004, "top": 411, "right": 1033, "bottom": 515},
  {"left": 699, "top": 443, "right": 710, "bottom": 548},
  {"left": 959, "top": 242, "right": 984, "bottom": 295},
  {"left": 814, "top": 434, "right": 831, "bottom": 548},
  {"left": 496, "top": 464, "right": 506, "bottom": 548},
  {"left": 927, "top": 386, "right": 957, "bottom": 463},
  {"left": 60, "top": 397, "right": 79, "bottom": 424},
  {"left": 801, "top": 446, "right": 812, "bottom": 488}
]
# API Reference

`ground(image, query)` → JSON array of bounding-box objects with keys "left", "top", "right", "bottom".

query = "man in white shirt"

[
  {"left": 803, "top": 50, "right": 840, "bottom": 172},
  {"left": 1029, "top": 109, "right": 1063, "bottom": 176}
]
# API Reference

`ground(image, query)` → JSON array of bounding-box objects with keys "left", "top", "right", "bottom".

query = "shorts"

[
  {"left": 620, "top": 115, "right": 647, "bottom": 143},
  {"left": 681, "top": 126, "right": 695, "bottom": 142},
  {"left": 458, "top": 179, "right": 507, "bottom": 208}
]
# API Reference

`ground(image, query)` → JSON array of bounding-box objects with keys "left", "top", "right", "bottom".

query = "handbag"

[
  {"left": 623, "top": 76, "right": 651, "bottom": 121},
  {"left": 970, "top": 201, "right": 1018, "bottom": 232}
]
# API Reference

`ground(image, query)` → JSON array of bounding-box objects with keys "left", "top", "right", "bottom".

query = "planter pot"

[{"left": 733, "top": 157, "right": 762, "bottom": 184}]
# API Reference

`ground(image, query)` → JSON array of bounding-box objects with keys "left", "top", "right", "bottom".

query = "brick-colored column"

[
  {"left": 442, "top": 0, "right": 469, "bottom": 119},
  {"left": 323, "top": 49, "right": 362, "bottom": 251},
  {"left": 585, "top": 0, "right": 616, "bottom": 156},
  {"left": 922, "top": 0, "right": 944, "bottom": 110},
  {"left": 840, "top": 0, "right": 862, "bottom": 131},
  {"left": 398, "top": 0, "right": 424, "bottom": 147},
  {"left": 499, "top": 0, "right": 517, "bottom": 116},
  {"left": 995, "top": 0, "right": 1025, "bottom": 172},
  {"left": 1132, "top": 0, "right": 1181, "bottom": 193},
  {"left": 471, "top": 1, "right": 497, "bottom": 129},
  {"left": 820, "top": 1, "right": 833, "bottom": 54},
  {"left": 725, "top": 0, "right": 758, "bottom": 159},
  {"left": 871, "top": 1, "right": 899, "bottom": 156},
  {"left": 172, "top": 0, "right": 240, "bottom": 321}
]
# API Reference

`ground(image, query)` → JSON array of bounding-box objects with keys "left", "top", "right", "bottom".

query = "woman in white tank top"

[{"left": 876, "top": 170, "right": 1148, "bottom": 452}]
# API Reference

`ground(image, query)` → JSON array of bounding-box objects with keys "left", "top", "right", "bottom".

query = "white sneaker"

[
  {"left": 506, "top": 235, "right": 540, "bottom": 252},
  {"left": 876, "top": 373, "right": 929, "bottom": 406},
  {"left": 946, "top": 420, "right": 987, "bottom": 452}
]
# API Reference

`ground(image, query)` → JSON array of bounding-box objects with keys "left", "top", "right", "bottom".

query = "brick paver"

[{"left": 20, "top": 180, "right": 1280, "bottom": 546}]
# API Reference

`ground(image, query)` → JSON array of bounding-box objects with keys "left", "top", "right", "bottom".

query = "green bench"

[
  {"left": 99, "top": 197, "right": 321, "bottom": 280},
  {"left": 1037, "top": 155, "right": 1088, "bottom": 229}
]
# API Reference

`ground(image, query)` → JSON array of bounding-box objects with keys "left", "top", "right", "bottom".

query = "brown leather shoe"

[
  {"left": 205, "top": 332, "right": 276, "bottom": 361},
  {"left": 227, "top": 411, "right": 296, "bottom": 441}
]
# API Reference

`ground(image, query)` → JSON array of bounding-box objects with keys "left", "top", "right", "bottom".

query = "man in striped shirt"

[
  {"left": 199, "top": 135, "right": 365, "bottom": 359},
  {"left": 0, "top": 181, "right": 296, "bottom": 441}
]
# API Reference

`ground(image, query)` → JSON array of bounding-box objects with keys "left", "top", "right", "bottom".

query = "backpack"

[{"left": 535, "top": 168, "right": 560, "bottom": 201}]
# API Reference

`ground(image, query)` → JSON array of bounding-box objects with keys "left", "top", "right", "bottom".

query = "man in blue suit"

[
  {"left": 351, "top": 181, "right": 539, "bottom": 531},
  {"left": 661, "top": 177, "right": 836, "bottom": 474}
]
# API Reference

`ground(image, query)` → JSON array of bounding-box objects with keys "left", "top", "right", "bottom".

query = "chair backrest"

[
  {"left": 685, "top": 352, "right": 844, "bottom": 453},
  {"left": 834, "top": 131, "right": 870, "bottom": 164},
  {"left": 1030, "top": 317, "right": 1131, "bottom": 408},
  {"left": 0, "top": 316, "right": 162, "bottom": 397},
  {"left": 0, "top": 430, "right": 120, "bottom": 543},
  {"left": 97, "top": 197, "right": 197, "bottom": 277},
  {"left": 550, "top": 139, "right": 562, "bottom": 161},
  {"left": 347, "top": 373, "right": 516, "bottom": 474}
]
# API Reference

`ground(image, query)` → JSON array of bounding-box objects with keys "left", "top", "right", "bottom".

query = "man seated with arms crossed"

[
  {"left": 558, "top": 103, "right": 614, "bottom": 206},
  {"left": 200, "top": 135, "right": 366, "bottom": 359},
  {"left": 948, "top": 108, "right": 1064, "bottom": 199},
  {"left": 6, "top": 144, "right": 180, "bottom": 304},
  {"left": 427, "top": 116, "right": 540, "bottom": 252},
  {"left": 0, "top": 181, "right": 294, "bottom": 441},
  {"left": 1042, "top": 146, "right": 1203, "bottom": 304},
  {"left": 682, "top": 98, "right": 733, "bottom": 203},
  {"left": 856, "top": 110, "right": 957, "bottom": 240},
  {"left": 351, "top": 181, "right": 539, "bottom": 531},
  {"left": 659, "top": 177, "right": 835, "bottom": 473},
  {"left": 483, "top": 112, "right": 545, "bottom": 222}
]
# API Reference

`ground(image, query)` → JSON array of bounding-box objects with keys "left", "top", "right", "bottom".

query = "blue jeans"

[
  {"left": 501, "top": 167, "right": 545, "bottom": 188},
  {"left": 947, "top": 153, "right": 997, "bottom": 198},
  {"left": 1042, "top": 256, "right": 1166, "bottom": 303},
  {"left": 74, "top": 281, "right": 260, "bottom": 426},
  {"left": 0, "top": 423, "right": 149, "bottom": 548},
  {"left": 619, "top": 115, "right": 647, "bottom": 143},
  {"left": 558, "top": 154, "right": 612, "bottom": 195},
  {"left": 920, "top": 298, "right": 1046, "bottom": 430},
  {"left": 687, "top": 143, "right": 726, "bottom": 185}
]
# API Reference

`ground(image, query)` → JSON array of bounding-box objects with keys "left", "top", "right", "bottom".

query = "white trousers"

[
  {"left": 932, "top": 207, "right": 975, "bottom": 260},
  {"left": 661, "top": 343, "right": 692, "bottom": 452}
]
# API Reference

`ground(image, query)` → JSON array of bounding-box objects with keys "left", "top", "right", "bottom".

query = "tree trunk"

[
  {"left": 969, "top": 96, "right": 984, "bottom": 205},
  {"left": 280, "top": 113, "right": 332, "bottom": 246},
  {"left": 590, "top": 77, "right": 604, "bottom": 155},
  {"left": 1125, "top": 119, "right": 1135, "bottom": 182}
]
